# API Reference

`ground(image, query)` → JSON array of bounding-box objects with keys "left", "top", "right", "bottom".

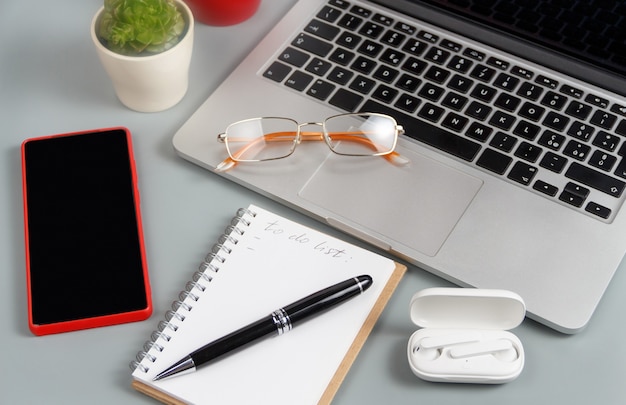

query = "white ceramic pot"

[{"left": 91, "top": 0, "right": 194, "bottom": 112}]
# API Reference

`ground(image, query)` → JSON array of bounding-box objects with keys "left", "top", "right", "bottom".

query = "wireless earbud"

[
  {"left": 449, "top": 339, "right": 518, "bottom": 362},
  {"left": 414, "top": 332, "right": 481, "bottom": 360}
]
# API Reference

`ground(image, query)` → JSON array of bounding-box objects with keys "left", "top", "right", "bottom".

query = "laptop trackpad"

[{"left": 299, "top": 149, "right": 483, "bottom": 257}]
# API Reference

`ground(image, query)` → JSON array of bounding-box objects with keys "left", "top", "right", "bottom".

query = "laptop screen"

[{"left": 410, "top": 0, "right": 626, "bottom": 80}]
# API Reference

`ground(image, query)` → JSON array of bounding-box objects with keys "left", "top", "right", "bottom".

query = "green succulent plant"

[{"left": 98, "top": 0, "right": 186, "bottom": 56}]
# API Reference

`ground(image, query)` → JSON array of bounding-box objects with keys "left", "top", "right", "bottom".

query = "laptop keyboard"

[{"left": 260, "top": 0, "right": 626, "bottom": 222}]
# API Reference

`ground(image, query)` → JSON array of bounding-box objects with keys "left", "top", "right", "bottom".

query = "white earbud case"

[{"left": 407, "top": 288, "right": 526, "bottom": 384}]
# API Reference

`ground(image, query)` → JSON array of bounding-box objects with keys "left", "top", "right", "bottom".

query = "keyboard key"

[
  {"left": 561, "top": 84, "right": 583, "bottom": 98},
  {"left": 585, "top": 201, "right": 611, "bottom": 219},
  {"left": 490, "top": 131, "right": 518, "bottom": 152},
  {"left": 329, "top": 48, "right": 355, "bottom": 65},
  {"left": 417, "top": 30, "right": 438, "bottom": 43},
  {"left": 350, "top": 5, "right": 371, "bottom": 18},
  {"left": 543, "top": 111, "right": 570, "bottom": 131},
  {"left": 395, "top": 21, "right": 416, "bottom": 35},
  {"left": 425, "top": 47, "right": 451, "bottom": 64},
  {"left": 402, "top": 39, "right": 428, "bottom": 56},
  {"left": 358, "top": 40, "right": 383, "bottom": 57},
  {"left": 360, "top": 100, "right": 481, "bottom": 161},
  {"left": 338, "top": 14, "right": 363, "bottom": 30},
  {"left": 541, "top": 91, "right": 567, "bottom": 110},
  {"left": 511, "top": 66, "right": 534, "bottom": 79},
  {"left": 418, "top": 83, "right": 445, "bottom": 101},
  {"left": 590, "top": 111, "right": 618, "bottom": 129},
  {"left": 379, "top": 48, "right": 406, "bottom": 66},
  {"left": 305, "top": 19, "right": 341, "bottom": 40},
  {"left": 285, "top": 70, "right": 313, "bottom": 91},
  {"left": 508, "top": 161, "right": 538, "bottom": 185},
  {"left": 292, "top": 33, "right": 333, "bottom": 57},
  {"left": 373, "top": 65, "right": 399, "bottom": 83},
  {"left": 447, "top": 55, "right": 473, "bottom": 73},
  {"left": 349, "top": 75, "right": 376, "bottom": 94},
  {"left": 327, "top": 66, "right": 354, "bottom": 84},
  {"left": 441, "top": 112, "right": 469, "bottom": 132},
  {"left": 263, "top": 61, "right": 292, "bottom": 82},
  {"left": 565, "top": 101, "right": 592, "bottom": 120},
  {"left": 466, "top": 101, "right": 492, "bottom": 120},
  {"left": 585, "top": 94, "right": 609, "bottom": 108},
  {"left": 489, "top": 110, "right": 516, "bottom": 130},
  {"left": 563, "top": 140, "right": 591, "bottom": 161},
  {"left": 305, "top": 57, "right": 332, "bottom": 76},
  {"left": 317, "top": 5, "right": 342, "bottom": 22},
  {"left": 381, "top": 30, "right": 406, "bottom": 47},
  {"left": 566, "top": 162, "right": 626, "bottom": 197},
  {"left": 328, "top": 0, "right": 349, "bottom": 9},
  {"left": 471, "top": 84, "right": 497, "bottom": 102},
  {"left": 615, "top": 158, "right": 626, "bottom": 179},
  {"left": 592, "top": 131, "right": 619, "bottom": 152},
  {"left": 329, "top": 88, "right": 363, "bottom": 112},
  {"left": 442, "top": 92, "right": 468, "bottom": 111},
  {"left": 372, "top": 84, "right": 398, "bottom": 103},
  {"left": 517, "top": 82, "right": 543, "bottom": 100},
  {"left": 487, "top": 56, "right": 510, "bottom": 70},
  {"left": 540, "top": 152, "right": 568, "bottom": 173},
  {"left": 463, "top": 48, "right": 485, "bottom": 61},
  {"left": 470, "top": 64, "right": 496, "bottom": 82},
  {"left": 567, "top": 121, "right": 594, "bottom": 141},
  {"left": 395, "top": 74, "right": 421, "bottom": 92},
  {"left": 538, "top": 130, "right": 565, "bottom": 150},
  {"left": 518, "top": 102, "right": 545, "bottom": 121},
  {"left": 466, "top": 122, "right": 492, "bottom": 142},
  {"left": 336, "top": 31, "right": 362, "bottom": 49},
  {"left": 533, "top": 180, "right": 559, "bottom": 196},
  {"left": 424, "top": 65, "right": 450, "bottom": 83},
  {"left": 418, "top": 102, "right": 445, "bottom": 122},
  {"left": 513, "top": 120, "right": 540, "bottom": 140},
  {"left": 589, "top": 150, "right": 617, "bottom": 171},
  {"left": 351, "top": 56, "right": 377, "bottom": 73},
  {"left": 401, "top": 57, "right": 427, "bottom": 75},
  {"left": 373, "top": 13, "right": 394, "bottom": 27},
  {"left": 307, "top": 79, "right": 336, "bottom": 100},
  {"left": 477, "top": 148, "right": 513, "bottom": 174},
  {"left": 394, "top": 94, "right": 421, "bottom": 113},
  {"left": 535, "top": 75, "right": 558, "bottom": 89},
  {"left": 493, "top": 73, "right": 520, "bottom": 91},
  {"left": 279, "top": 47, "right": 310, "bottom": 67},
  {"left": 514, "top": 141, "right": 542, "bottom": 162},
  {"left": 447, "top": 75, "right": 474, "bottom": 93},
  {"left": 494, "top": 93, "right": 521, "bottom": 111},
  {"left": 359, "top": 22, "right": 385, "bottom": 39}
]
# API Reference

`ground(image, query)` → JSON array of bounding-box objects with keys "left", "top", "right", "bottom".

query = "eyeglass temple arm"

[{"left": 216, "top": 130, "right": 409, "bottom": 172}]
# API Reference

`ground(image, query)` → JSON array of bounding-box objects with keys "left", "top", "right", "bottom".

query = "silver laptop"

[{"left": 173, "top": 0, "right": 626, "bottom": 333}]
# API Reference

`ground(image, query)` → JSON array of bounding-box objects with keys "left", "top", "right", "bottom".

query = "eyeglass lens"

[
  {"left": 323, "top": 114, "right": 396, "bottom": 156},
  {"left": 224, "top": 118, "right": 299, "bottom": 161}
]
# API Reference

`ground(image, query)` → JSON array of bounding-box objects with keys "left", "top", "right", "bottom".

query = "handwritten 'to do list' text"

[{"left": 262, "top": 220, "right": 352, "bottom": 261}]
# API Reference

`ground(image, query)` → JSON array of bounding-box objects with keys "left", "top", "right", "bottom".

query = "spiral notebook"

[{"left": 130, "top": 204, "right": 406, "bottom": 405}]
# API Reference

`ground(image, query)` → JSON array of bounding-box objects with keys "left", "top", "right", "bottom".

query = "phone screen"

[{"left": 21, "top": 128, "right": 151, "bottom": 335}]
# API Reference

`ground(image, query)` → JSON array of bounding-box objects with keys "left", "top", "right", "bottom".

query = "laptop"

[{"left": 173, "top": 0, "right": 626, "bottom": 333}]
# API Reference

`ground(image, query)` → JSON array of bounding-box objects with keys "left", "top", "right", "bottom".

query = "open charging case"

[{"left": 407, "top": 288, "right": 526, "bottom": 384}]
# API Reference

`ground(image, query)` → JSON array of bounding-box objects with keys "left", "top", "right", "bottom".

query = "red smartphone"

[{"left": 21, "top": 128, "right": 152, "bottom": 335}]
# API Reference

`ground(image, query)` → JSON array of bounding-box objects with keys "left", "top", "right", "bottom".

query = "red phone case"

[{"left": 21, "top": 127, "right": 152, "bottom": 335}]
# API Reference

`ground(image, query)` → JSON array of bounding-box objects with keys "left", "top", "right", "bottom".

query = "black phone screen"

[{"left": 22, "top": 128, "right": 151, "bottom": 334}]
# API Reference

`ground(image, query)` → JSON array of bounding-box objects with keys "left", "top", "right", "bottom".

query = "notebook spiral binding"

[{"left": 129, "top": 207, "right": 257, "bottom": 373}]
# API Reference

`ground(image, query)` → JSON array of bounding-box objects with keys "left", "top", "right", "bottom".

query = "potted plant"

[{"left": 91, "top": 0, "right": 194, "bottom": 112}]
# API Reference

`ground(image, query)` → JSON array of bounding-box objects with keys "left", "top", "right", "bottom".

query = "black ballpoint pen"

[{"left": 154, "top": 274, "right": 373, "bottom": 381}]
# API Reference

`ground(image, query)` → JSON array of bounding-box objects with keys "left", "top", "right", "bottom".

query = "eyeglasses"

[{"left": 216, "top": 112, "right": 407, "bottom": 172}]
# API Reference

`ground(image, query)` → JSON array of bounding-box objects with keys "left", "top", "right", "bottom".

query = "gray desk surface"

[{"left": 2, "top": 1, "right": 625, "bottom": 403}]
